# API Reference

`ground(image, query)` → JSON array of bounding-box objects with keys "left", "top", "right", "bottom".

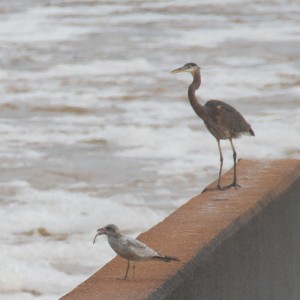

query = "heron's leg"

[
  {"left": 231, "top": 139, "right": 236, "bottom": 185},
  {"left": 222, "top": 139, "right": 241, "bottom": 189},
  {"left": 217, "top": 140, "right": 223, "bottom": 189},
  {"left": 124, "top": 260, "right": 130, "bottom": 280},
  {"left": 202, "top": 140, "right": 224, "bottom": 192},
  {"left": 230, "top": 139, "right": 241, "bottom": 188}
]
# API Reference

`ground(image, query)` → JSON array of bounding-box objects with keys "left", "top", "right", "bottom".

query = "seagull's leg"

[
  {"left": 222, "top": 139, "right": 241, "bottom": 190},
  {"left": 124, "top": 260, "right": 130, "bottom": 280},
  {"left": 132, "top": 263, "right": 136, "bottom": 279}
]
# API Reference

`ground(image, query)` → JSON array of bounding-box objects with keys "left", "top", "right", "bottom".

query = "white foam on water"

[
  {"left": 0, "top": 182, "right": 163, "bottom": 235},
  {"left": 45, "top": 58, "right": 153, "bottom": 77},
  {"left": 0, "top": 181, "right": 166, "bottom": 297},
  {"left": 0, "top": 293, "right": 58, "bottom": 300},
  {"left": 0, "top": 1, "right": 299, "bottom": 299},
  {"left": 0, "top": 58, "right": 152, "bottom": 83},
  {"left": 0, "top": 258, "right": 83, "bottom": 294},
  {"left": 172, "top": 22, "right": 300, "bottom": 49},
  {"left": 0, "top": 8, "right": 92, "bottom": 43}
]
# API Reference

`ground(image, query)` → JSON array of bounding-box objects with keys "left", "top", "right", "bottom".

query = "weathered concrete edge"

[
  {"left": 147, "top": 161, "right": 300, "bottom": 299},
  {"left": 60, "top": 159, "right": 300, "bottom": 300}
]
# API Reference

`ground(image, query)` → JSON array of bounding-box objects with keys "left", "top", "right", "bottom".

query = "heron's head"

[
  {"left": 171, "top": 62, "right": 200, "bottom": 74},
  {"left": 93, "top": 224, "right": 120, "bottom": 244}
]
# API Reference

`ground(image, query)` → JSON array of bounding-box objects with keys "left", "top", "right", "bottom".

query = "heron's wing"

[{"left": 205, "top": 100, "right": 252, "bottom": 136}]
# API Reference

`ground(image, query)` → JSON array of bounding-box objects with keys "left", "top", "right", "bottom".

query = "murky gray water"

[{"left": 0, "top": 1, "right": 299, "bottom": 299}]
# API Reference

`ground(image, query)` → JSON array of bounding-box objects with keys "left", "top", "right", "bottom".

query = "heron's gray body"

[{"left": 203, "top": 99, "right": 254, "bottom": 140}]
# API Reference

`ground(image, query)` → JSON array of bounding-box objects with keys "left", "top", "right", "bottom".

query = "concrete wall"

[{"left": 61, "top": 159, "right": 300, "bottom": 300}]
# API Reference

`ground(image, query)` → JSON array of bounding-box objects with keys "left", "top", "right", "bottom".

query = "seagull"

[{"left": 93, "top": 224, "right": 180, "bottom": 279}]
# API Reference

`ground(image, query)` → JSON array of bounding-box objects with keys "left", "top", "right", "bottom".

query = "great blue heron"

[{"left": 171, "top": 62, "right": 254, "bottom": 190}]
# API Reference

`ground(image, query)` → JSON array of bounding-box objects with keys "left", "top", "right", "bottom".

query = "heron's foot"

[
  {"left": 221, "top": 182, "right": 241, "bottom": 190},
  {"left": 203, "top": 182, "right": 241, "bottom": 192}
]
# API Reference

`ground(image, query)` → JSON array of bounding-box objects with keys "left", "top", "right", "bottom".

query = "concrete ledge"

[{"left": 61, "top": 159, "right": 300, "bottom": 300}]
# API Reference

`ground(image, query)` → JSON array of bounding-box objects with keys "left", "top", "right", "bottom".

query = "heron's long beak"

[
  {"left": 170, "top": 66, "right": 187, "bottom": 74},
  {"left": 93, "top": 227, "right": 107, "bottom": 244}
]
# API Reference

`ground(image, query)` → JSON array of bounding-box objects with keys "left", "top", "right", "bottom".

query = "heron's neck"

[{"left": 188, "top": 70, "right": 207, "bottom": 120}]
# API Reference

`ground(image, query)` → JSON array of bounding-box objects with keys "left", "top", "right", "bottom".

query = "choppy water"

[{"left": 0, "top": 1, "right": 299, "bottom": 299}]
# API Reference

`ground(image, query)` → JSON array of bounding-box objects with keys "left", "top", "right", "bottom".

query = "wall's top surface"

[{"left": 60, "top": 159, "right": 300, "bottom": 300}]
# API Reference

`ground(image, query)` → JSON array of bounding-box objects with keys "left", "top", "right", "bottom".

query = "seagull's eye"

[{"left": 106, "top": 226, "right": 111, "bottom": 231}]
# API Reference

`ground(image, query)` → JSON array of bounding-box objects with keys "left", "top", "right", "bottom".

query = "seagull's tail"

[{"left": 152, "top": 255, "right": 180, "bottom": 262}]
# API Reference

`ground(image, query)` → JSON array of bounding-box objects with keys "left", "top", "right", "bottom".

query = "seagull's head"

[{"left": 93, "top": 224, "right": 120, "bottom": 244}]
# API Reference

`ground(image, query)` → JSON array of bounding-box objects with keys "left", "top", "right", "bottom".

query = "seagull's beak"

[
  {"left": 93, "top": 227, "right": 107, "bottom": 244},
  {"left": 170, "top": 65, "right": 187, "bottom": 74}
]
